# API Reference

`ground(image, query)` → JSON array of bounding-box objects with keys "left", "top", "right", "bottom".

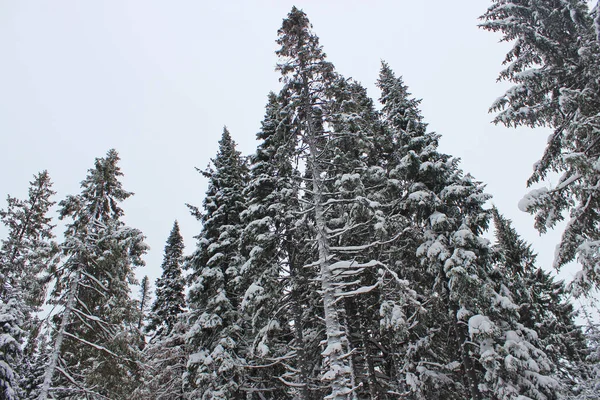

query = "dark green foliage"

[
  {"left": 481, "top": 0, "right": 600, "bottom": 297},
  {"left": 491, "top": 208, "right": 588, "bottom": 391},
  {"left": 185, "top": 128, "right": 249, "bottom": 399},
  {"left": 0, "top": 171, "right": 57, "bottom": 399},
  {"left": 134, "top": 223, "right": 186, "bottom": 400},
  {"left": 147, "top": 221, "right": 185, "bottom": 339},
  {"left": 45, "top": 149, "right": 148, "bottom": 398}
]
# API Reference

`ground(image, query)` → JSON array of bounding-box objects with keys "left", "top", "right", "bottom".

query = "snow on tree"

[
  {"left": 134, "top": 318, "right": 188, "bottom": 400},
  {"left": 20, "top": 329, "right": 51, "bottom": 400},
  {"left": 137, "top": 275, "right": 152, "bottom": 331},
  {"left": 184, "top": 127, "right": 249, "bottom": 399},
  {"left": 491, "top": 207, "right": 589, "bottom": 391},
  {"left": 147, "top": 221, "right": 185, "bottom": 338},
  {"left": 570, "top": 314, "right": 600, "bottom": 398},
  {"left": 378, "top": 62, "right": 558, "bottom": 399},
  {"left": 0, "top": 295, "right": 25, "bottom": 399},
  {"left": 0, "top": 171, "right": 58, "bottom": 311},
  {"left": 594, "top": 1, "right": 600, "bottom": 43},
  {"left": 480, "top": 0, "right": 600, "bottom": 297},
  {"left": 0, "top": 171, "right": 58, "bottom": 399},
  {"left": 238, "top": 91, "right": 320, "bottom": 398},
  {"left": 133, "top": 221, "right": 187, "bottom": 400},
  {"left": 271, "top": 9, "right": 427, "bottom": 398},
  {"left": 39, "top": 149, "right": 148, "bottom": 399}
]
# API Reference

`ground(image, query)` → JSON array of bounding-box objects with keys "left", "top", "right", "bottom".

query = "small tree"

[{"left": 147, "top": 221, "right": 185, "bottom": 338}]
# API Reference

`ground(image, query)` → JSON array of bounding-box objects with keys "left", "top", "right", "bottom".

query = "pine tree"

[
  {"left": 137, "top": 275, "right": 152, "bottom": 331},
  {"left": 274, "top": 10, "right": 424, "bottom": 398},
  {"left": 238, "top": 91, "right": 318, "bottom": 398},
  {"left": 491, "top": 207, "right": 588, "bottom": 382},
  {"left": 0, "top": 171, "right": 58, "bottom": 399},
  {"left": 134, "top": 221, "right": 187, "bottom": 400},
  {"left": 480, "top": 0, "right": 600, "bottom": 297},
  {"left": 0, "top": 171, "right": 58, "bottom": 310},
  {"left": 39, "top": 149, "right": 148, "bottom": 399},
  {"left": 184, "top": 127, "right": 249, "bottom": 399},
  {"left": 0, "top": 296, "right": 25, "bottom": 399},
  {"left": 377, "top": 62, "right": 557, "bottom": 399},
  {"left": 275, "top": 10, "right": 361, "bottom": 398},
  {"left": 20, "top": 330, "right": 51, "bottom": 400},
  {"left": 147, "top": 221, "right": 185, "bottom": 338}
]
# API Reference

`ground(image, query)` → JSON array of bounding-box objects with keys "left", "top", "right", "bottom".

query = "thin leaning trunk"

[{"left": 38, "top": 272, "right": 79, "bottom": 400}]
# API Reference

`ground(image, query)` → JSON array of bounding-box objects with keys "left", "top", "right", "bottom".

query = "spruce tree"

[
  {"left": 147, "top": 221, "right": 185, "bottom": 338},
  {"left": 491, "top": 208, "right": 588, "bottom": 392},
  {"left": 40, "top": 149, "right": 148, "bottom": 399},
  {"left": 0, "top": 171, "right": 58, "bottom": 311},
  {"left": 184, "top": 127, "right": 249, "bottom": 399},
  {"left": 137, "top": 275, "right": 152, "bottom": 331},
  {"left": 0, "top": 171, "right": 58, "bottom": 399},
  {"left": 0, "top": 296, "right": 25, "bottom": 399},
  {"left": 134, "top": 221, "right": 186, "bottom": 400},
  {"left": 274, "top": 10, "right": 423, "bottom": 398},
  {"left": 377, "top": 62, "right": 557, "bottom": 399},
  {"left": 238, "top": 92, "right": 318, "bottom": 398},
  {"left": 480, "top": 0, "right": 600, "bottom": 297}
]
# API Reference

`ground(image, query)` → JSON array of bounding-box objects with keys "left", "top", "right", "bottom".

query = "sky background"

[{"left": 0, "top": 1, "right": 588, "bottom": 307}]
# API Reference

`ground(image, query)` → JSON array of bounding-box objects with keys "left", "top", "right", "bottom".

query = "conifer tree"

[
  {"left": 185, "top": 127, "right": 249, "bottom": 399},
  {"left": 0, "top": 296, "right": 25, "bottom": 399},
  {"left": 147, "top": 221, "right": 185, "bottom": 338},
  {"left": 274, "top": 10, "right": 423, "bottom": 398},
  {"left": 0, "top": 171, "right": 58, "bottom": 399},
  {"left": 480, "top": 0, "right": 600, "bottom": 297},
  {"left": 275, "top": 9, "right": 362, "bottom": 398},
  {"left": 20, "top": 330, "right": 51, "bottom": 400},
  {"left": 39, "top": 149, "right": 147, "bottom": 399},
  {"left": 134, "top": 221, "right": 186, "bottom": 400},
  {"left": 238, "top": 91, "right": 319, "bottom": 398},
  {"left": 377, "top": 62, "right": 557, "bottom": 399},
  {"left": 0, "top": 171, "right": 58, "bottom": 310},
  {"left": 137, "top": 275, "right": 152, "bottom": 331},
  {"left": 491, "top": 208, "right": 588, "bottom": 391}
]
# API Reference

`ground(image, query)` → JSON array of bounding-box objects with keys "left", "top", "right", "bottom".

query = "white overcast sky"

[{"left": 0, "top": 1, "right": 578, "bottom": 295}]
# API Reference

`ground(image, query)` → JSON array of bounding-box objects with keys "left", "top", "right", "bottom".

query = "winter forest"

[{"left": 2, "top": 1, "right": 600, "bottom": 399}]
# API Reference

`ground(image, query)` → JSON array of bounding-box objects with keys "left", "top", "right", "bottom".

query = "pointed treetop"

[
  {"left": 59, "top": 149, "right": 132, "bottom": 225},
  {"left": 275, "top": 6, "right": 334, "bottom": 83},
  {"left": 377, "top": 61, "right": 427, "bottom": 134}
]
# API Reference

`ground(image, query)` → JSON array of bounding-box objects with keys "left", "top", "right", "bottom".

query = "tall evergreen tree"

[
  {"left": 0, "top": 171, "right": 58, "bottom": 399},
  {"left": 134, "top": 221, "right": 186, "bottom": 400},
  {"left": 147, "top": 221, "right": 185, "bottom": 338},
  {"left": 184, "top": 127, "right": 249, "bottom": 399},
  {"left": 39, "top": 149, "right": 148, "bottom": 399},
  {"left": 491, "top": 207, "right": 589, "bottom": 393},
  {"left": 0, "top": 171, "right": 58, "bottom": 310},
  {"left": 137, "top": 275, "right": 152, "bottom": 331},
  {"left": 0, "top": 295, "right": 25, "bottom": 400},
  {"left": 275, "top": 9, "right": 365, "bottom": 398},
  {"left": 480, "top": 0, "right": 600, "bottom": 297},
  {"left": 238, "top": 91, "right": 318, "bottom": 398},
  {"left": 377, "top": 62, "right": 557, "bottom": 399}
]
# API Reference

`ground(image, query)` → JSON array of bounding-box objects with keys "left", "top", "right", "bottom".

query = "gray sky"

[{"left": 0, "top": 1, "right": 571, "bottom": 295}]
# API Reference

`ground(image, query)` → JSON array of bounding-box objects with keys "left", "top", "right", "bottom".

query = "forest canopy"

[{"left": 1, "top": 2, "right": 600, "bottom": 399}]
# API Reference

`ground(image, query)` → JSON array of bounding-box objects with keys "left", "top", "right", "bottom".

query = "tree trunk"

[{"left": 38, "top": 272, "right": 79, "bottom": 400}]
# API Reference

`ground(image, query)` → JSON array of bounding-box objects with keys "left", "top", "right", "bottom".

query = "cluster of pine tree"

[{"left": 1, "top": 3, "right": 600, "bottom": 399}]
